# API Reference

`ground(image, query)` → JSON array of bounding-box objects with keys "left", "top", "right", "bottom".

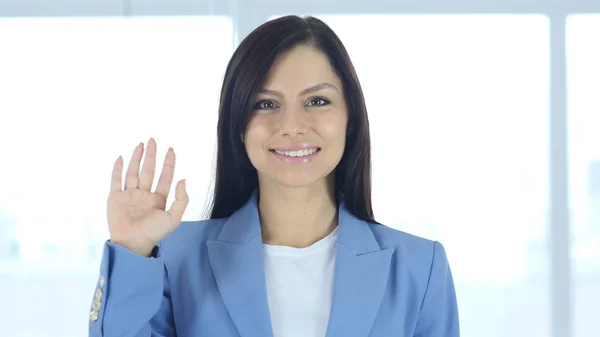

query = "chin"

[{"left": 271, "top": 171, "right": 330, "bottom": 189}]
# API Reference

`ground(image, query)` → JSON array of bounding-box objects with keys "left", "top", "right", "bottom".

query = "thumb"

[{"left": 167, "top": 179, "right": 189, "bottom": 227}]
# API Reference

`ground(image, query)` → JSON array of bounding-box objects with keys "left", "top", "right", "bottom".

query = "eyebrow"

[{"left": 258, "top": 82, "right": 339, "bottom": 98}]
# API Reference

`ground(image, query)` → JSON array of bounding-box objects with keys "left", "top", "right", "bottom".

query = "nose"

[{"left": 278, "top": 105, "right": 308, "bottom": 138}]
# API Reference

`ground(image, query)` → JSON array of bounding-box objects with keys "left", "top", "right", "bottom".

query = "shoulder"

[
  {"left": 157, "top": 218, "right": 227, "bottom": 260},
  {"left": 368, "top": 222, "right": 443, "bottom": 259},
  {"left": 371, "top": 222, "right": 461, "bottom": 335},
  {"left": 367, "top": 222, "right": 451, "bottom": 283}
]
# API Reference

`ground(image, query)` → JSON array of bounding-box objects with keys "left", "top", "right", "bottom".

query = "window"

[
  {"left": 566, "top": 14, "right": 600, "bottom": 337},
  {"left": 0, "top": 16, "right": 233, "bottom": 337}
]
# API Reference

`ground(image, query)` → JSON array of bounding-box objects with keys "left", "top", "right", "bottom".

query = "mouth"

[
  {"left": 269, "top": 148, "right": 321, "bottom": 157},
  {"left": 268, "top": 147, "right": 321, "bottom": 163}
]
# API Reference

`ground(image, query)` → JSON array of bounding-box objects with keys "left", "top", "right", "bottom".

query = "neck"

[{"left": 258, "top": 178, "right": 338, "bottom": 248}]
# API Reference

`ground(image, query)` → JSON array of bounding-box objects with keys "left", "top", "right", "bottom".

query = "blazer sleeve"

[
  {"left": 414, "top": 241, "right": 460, "bottom": 337},
  {"left": 88, "top": 241, "right": 176, "bottom": 337}
]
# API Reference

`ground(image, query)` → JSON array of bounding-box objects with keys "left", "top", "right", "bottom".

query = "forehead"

[{"left": 263, "top": 44, "right": 341, "bottom": 89}]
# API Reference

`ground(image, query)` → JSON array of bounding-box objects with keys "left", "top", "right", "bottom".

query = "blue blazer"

[{"left": 89, "top": 192, "right": 459, "bottom": 337}]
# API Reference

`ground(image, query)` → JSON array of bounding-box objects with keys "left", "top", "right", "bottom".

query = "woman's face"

[{"left": 244, "top": 44, "right": 348, "bottom": 189}]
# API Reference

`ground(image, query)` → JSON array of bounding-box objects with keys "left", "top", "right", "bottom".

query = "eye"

[
  {"left": 306, "top": 97, "right": 330, "bottom": 107},
  {"left": 253, "top": 99, "right": 278, "bottom": 110}
]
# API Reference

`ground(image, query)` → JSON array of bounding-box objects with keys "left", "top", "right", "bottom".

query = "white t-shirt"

[{"left": 263, "top": 226, "right": 339, "bottom": 337}]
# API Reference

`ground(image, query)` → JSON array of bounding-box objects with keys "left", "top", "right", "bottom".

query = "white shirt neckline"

[{"left": 263, "top": 226, "right": 339, "bottom": 257}]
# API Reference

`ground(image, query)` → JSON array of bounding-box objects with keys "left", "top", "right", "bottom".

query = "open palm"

[{"left": 107, "top": 138, "right": 188, "bottom": 256}]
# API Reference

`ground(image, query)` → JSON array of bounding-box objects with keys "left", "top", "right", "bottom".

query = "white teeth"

[{"left": 274, "top": 148, "right": 318, "bottom": 157}]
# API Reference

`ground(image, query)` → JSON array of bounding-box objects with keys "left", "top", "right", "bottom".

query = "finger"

[
  {"left": 110, "top": 156, "right": 123, "bottom": 193},
  {"left": 125, "top": 142, "right": 144, "bottom": 190},
  {"left": 155, "top": 148, "right": 175, "bottom": 197},
  {"left": 138, "top": 138, "right": 157, "bottom": 191},
  {"left": 168, "top": 179, "right": 189, "bottom": 226}
]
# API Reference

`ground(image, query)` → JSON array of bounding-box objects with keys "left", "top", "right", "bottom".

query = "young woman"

[{"left": 89, "top": 15, "right": 459, "bottom": 337}]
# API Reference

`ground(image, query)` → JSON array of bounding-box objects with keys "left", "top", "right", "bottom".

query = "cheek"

[
  {"left": 317, "top": 112, "right": 347, "bottom": 143},
  {"left": 245, "top": 117, "right": 273, "bottom": 154}
]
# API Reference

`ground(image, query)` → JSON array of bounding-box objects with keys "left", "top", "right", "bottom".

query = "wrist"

[{"left": 110, "top": 238, "right": 155, "bottom": 257}]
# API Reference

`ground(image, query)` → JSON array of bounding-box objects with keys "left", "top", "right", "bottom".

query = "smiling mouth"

[{"left": 269, "top": 148, "right": 321, "bottom": 158}]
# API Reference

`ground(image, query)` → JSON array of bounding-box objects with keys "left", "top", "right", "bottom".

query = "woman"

[{"left": 89, "top": 15, "right": 459, "bottom": 337}]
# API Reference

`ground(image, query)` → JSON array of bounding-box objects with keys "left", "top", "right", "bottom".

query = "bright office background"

[{"left": 0, "top": 0, "right": 598, "bottom": 336}]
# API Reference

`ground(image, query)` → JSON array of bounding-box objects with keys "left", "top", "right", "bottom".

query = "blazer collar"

[
  {"left": 214, "top": 190, "right": 262, "bottom": 244},
  {"left": 216, "top": 189, "right": 383, "bottom": 254}
]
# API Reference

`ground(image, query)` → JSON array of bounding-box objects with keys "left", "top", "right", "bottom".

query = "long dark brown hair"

[{"left": 207, "top": 15, "right": 376, "bottom": 223}]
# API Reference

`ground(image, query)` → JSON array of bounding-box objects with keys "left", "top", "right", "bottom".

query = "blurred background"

[{"left": 0, "top": 0, "right": 598, "bottom": 336}]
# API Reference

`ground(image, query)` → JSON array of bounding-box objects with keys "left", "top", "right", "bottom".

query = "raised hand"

[{"left": 107, "top": 138, "right": 188, "bottom": 256}]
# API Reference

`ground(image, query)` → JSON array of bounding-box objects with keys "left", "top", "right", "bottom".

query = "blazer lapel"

[
  {"left": 207, "top": 192, "right": 274, "bottom": 337},
  {"left": 207, "top": 193, "right": 393, "bottom": 337},
  {"left": 325, "top": 204, "right": 394, "bottom": 337}
]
